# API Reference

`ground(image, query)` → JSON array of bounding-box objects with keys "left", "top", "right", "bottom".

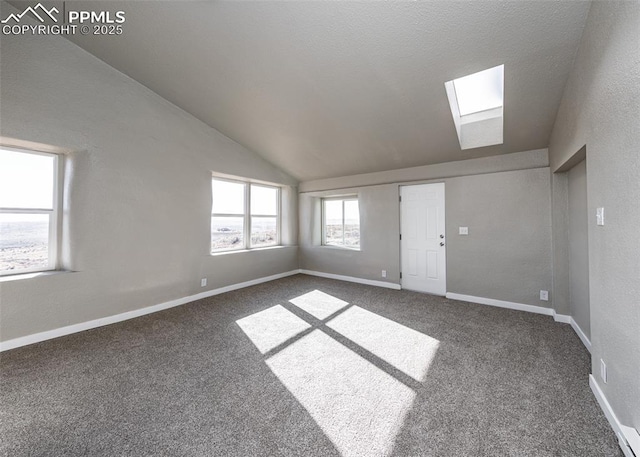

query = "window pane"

[
  {"left": 323, "top": 199, "right": 359, "bottom": 248},
  {"left": 0, "top": 149, "right": 54, "bottom": 209},
  {"left": 324, "top": 200, "right": 343, "bottom": 246},
  {"left": 324, "top": 224, "right": 344, "bottom": 246},
  {"left": 453, "top": 65, "right": 504, "bottom": 116},
  {"left": 0, "top": 213, "right": 50, "bottom": 273},
  {"left": 251, "top": 217, "right": 277, "bottom": 248},
  {"left": 211, "top": 216, "right": 244, "bottom": 252},
  {"left": 212, "top": 179, "right": 245, "bottom": 214},
  {"left": 344, "top": 200, "right": 360, "bottom": 247},
  {"left": 251, "top": 185, "right": 277, "bottom": 216},
  {"left": 324, "top": 200, "right": 342, "bottom": 223}
]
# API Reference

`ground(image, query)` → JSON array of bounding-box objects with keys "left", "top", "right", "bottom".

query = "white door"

[{"left": 400, "top": 183, "right": 446, "bottom": 295}]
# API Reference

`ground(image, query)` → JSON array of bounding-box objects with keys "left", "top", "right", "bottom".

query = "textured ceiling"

[{"left": 51, "top": 1, "right": 589, "bottom": 181}]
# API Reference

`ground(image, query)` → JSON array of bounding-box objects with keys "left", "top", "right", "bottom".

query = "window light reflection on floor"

[
  {"left": 267, "top": 329, "right": 415, "bottom": 457},
  {"left": 289, "top": 289, "right": 349, "bottom": 319},
  {"left": 235, "top": 304, "right": 311, "bottom": 354},
  {"left": 327, "top": 306, "right": 439, "bottom": 382},
  {"left": 236, "top": 290, "right": 440, "bottom": 457}
]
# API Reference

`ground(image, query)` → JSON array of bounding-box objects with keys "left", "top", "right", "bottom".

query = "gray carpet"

[{"left": 0, "top": 274, "right": 622, "bottom": 456}]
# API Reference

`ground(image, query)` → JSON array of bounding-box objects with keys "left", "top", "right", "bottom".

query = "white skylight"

[
  {"left": 444, "top": 64, "right": 505, "bottom": 150},
  {"left": 453, "top": 65, "right": 504, "bottom": 115}
]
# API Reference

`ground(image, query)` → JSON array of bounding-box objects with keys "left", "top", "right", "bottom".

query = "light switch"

[
  {"left": 459, "top": 227, "right": 469, "bottom": 235},
  {"left": 596, "top": 207, "right": 605, "bottom": 226}
]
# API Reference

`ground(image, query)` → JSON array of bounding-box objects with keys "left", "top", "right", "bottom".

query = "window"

[
  {"left": 444, "top": 64, "right": 504, "bottom": 150},
  {"left": 452, "top": 65, "right": 504, "bottom": 116},
  {"left": 250, "top": 184, "right": 279, "bottom": 248},
  {"left": 322, "top": 197, "right": 360, "bottom": 249},
  {"left": 0, "top": 147, "right": 60, "bottom": 276},
  {"left": 211, "top": 177, "right": 279, "bottom": 253}
]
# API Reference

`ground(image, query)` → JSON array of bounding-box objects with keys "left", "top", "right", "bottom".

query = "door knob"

[
  {"left": 440, "top": 234, "right": 444, "bottom": 239},
  {"left": 440, "top": 242, "right": 445, "bottom": 246}
]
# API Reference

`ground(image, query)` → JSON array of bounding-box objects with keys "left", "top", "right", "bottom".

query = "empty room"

[{"left": 0, "top": 1, "right": 638, "bottom": 456}]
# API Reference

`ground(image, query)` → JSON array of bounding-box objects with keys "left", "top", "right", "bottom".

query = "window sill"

[
  {"left": 318, "top": 245, "right": 361, "bottom": 252},
  {"left": 0, "top": 269, "right": 73, "bottom": 283},
  {"left": 210, "top": 245, "right": 290, "bottom": 257}
]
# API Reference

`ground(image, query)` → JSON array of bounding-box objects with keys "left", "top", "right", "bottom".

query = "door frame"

[{"left": 399, "top": 182, "right": 447, "bottom": 295}]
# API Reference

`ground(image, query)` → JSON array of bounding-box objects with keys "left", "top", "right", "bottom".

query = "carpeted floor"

[{"left": 0, "top": 274, "right": 623, "bottom": 456}]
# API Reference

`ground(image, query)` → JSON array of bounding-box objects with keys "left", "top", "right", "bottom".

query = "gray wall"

[
  {"left": 567, "top": 160, "right": 590, "bottom": 339},
  {"left": 0, "top": 6, "right": 298, "bottom": 342},
  {"left": 445, "top": 168, "right": 552, "bottom": 306},
  {"left": 300, "top": 153, "right": 553, "bottom": 308},
  {"left": 300, "top": 185, "right": 401, "bottom": 284},
  {"left": 548, "top": 1, "right": 640, "bottom": 429}
]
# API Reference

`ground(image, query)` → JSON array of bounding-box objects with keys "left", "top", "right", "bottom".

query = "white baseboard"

[
  {"left": 590, "top": 375, "right": 640, "bottom": 457},
  {"left": 553, "top": 313, "right": 591, "bottom": 353},
  {"left": 570, "top": 318, "right": 591, "bottom": 353},
  {"left": 299, "top": 269, "right": 401, "bottom": 290},
  {"left": 445, "top": 293, "right": 593, "bottom": 353},
  {"left": 556, "top": 312, "right": 591, "bottom": 352},
  {"left": 552, "top": 311, "right": 572, "bottom": 324},
  {"left": 445, "top": 292, "right": 554, "bottom": 316},
  {"left": 0, "top": 269, "right": 300, "bottom": 352}
]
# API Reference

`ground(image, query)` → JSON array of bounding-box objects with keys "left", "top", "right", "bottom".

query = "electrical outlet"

[
  {"left": 540, "top": 290, "right": 549, "bottom": 301},
  {"left": 201, "top": 278, "right": 207, "bottom": 287},
  {"left": 381, "top": 270, "right": 387, "bottom": 278},
  {"left": 600, "top": 359, "right": 607, "bottom": 383},
  {"left": 459, "top": 227, "right": 469, "bottom": 235}
]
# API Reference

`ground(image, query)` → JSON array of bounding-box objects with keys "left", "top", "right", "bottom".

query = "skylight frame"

[{"left": 444, "top": 64, "right": 505, "bottom": 150}]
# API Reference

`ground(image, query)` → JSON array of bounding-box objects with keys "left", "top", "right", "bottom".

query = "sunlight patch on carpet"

[
  {"left": 327, "top": 306, "right": 440, "bottom": 382},
  {"left": 289, "top": 289, "right": 349, "bottom": 320},
  {"left": 236, "top": 305, "right": 311, "bottom": 354},
  {"left": 237, "top": 290, "right": 441, "bottom": 456},
  {"left": 266, "top": 330, "right": 416, "bottom": 457}
]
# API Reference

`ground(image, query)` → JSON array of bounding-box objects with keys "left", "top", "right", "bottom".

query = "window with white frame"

[
  {"left": 322, "top": 197, "right": 360, "bottom": 249},
  {"left": 211, "top": 177, "right": 280, "bottom": 253},
  {"left": 0, "top": 147, "right": 60, "bottom": 276}
]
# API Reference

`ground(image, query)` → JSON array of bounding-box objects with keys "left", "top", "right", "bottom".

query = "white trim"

[
  {"left": 445, "top": 292, "right": 554, "bottom": 316},
  {"left": 552, "top": 311, "right": 572, "bottom": 324},
  {"left": 321, "top": 195, "right": 360, "bottom": 248},
  {"left": 553, "top": 312, "right": 591, "bottom": 353},
  {"left": 0, "top": 147, "right": 61, "bottom": 277},
  {"left": 570, "top": 318, "right": 591, "bottom": 353},
  {"left": 211, "top": 177, "right": 281, "bottom": 253},
  {"left": 445, "top": 293, "right": 593, "bottom": 353},
  {"left": 0, "top": 269, "right": 300, "bottom": 352},
  {"left": 590, "top": 375, "right": 639, "bottom": 457},
  {"left": 299, "top": 269, "right": 401, "bottom": 290}
]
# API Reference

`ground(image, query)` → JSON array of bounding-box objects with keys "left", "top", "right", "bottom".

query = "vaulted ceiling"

[{"left": 60, "top": 1, "right": 590, "bottom": 181}]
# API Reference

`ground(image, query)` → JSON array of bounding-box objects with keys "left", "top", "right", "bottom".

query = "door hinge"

[
  {"left": 400, "top": 272, "right": 402, "bottom": 279},
  {"left": 399, "top": 234, "right": 402, "bottom": 240},
  {"left": 399, "top": 195, "right": 402, "bottom": 202}
]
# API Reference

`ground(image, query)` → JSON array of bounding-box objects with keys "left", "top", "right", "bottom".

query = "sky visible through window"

[
  {"left": 0, "top": 149, "right": 54, "bottom": 215},
  {"left": 251, "top": 185, "right": 277, "bottom": 215},
  {"left": 453, "top": 64, "right": 504, "bottom": 116},
  {"left": 212, "top": 179, "right": 244, "bottom": 214},
  {"left": 211, "top": 179, "right": 276, "bottom": 215},
  {"left": 0, "top": 149, "right": 55, "bottom": 274},
  {"left": 324, "top": 199, "right": 359, "bottom": 225}
]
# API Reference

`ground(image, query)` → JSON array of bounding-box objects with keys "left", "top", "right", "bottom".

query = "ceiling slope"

[{"left": 46, "top": 1, "right": 589, "bottom": 181}]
